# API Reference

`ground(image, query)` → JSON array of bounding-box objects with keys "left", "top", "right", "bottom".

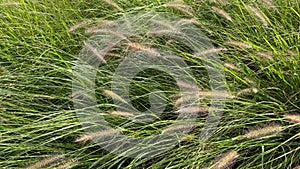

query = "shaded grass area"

[{"left": 0, "top": 0, "right": 299, "bottom": 168}]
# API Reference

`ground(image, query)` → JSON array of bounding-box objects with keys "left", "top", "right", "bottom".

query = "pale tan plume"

[
  {"left": 194, "top": 48, "right": 227, "bottom": 57},
  {"left": 103, "top": 89, "right": 127, "bottom": 103},
  {"left": 247, "top": 5, "right": 269, "bottom": 26},
  {"left": 224, "top": 62, "right": 241, "bottom": 72},
  {"left": 84, "top": 42, "right": 107, "bottom": 63},
  {"left": 26, "top": 155, "right": 64, "bottom": 169},
  {"left": 226, "top": 40, "right": 253, "bottom": 49},
  {"left": 212, "top": 6, "right": 232, "bottom": 21},
  {"left": 162, "top": 123, "right": 193, "bottom": 133},
  {"left": 242, "top": 124, "right": 282, "bottom": 139},
  {"left": 102, "top": 0, "right": 124, "bottom": 12},
  {"left": 255, "top": 51, "right": 274, "bottom": 61},
  {"left": 85, "top": 20, "right": 114, "bottom": 35},
  {"left": 284, "top": 114, "right": 300, "bottom": 123},
  {"left": 69, "top": 20, "right": 91, "bottom": 33},
  {"left": 237, "top": 87, "right": 259, "bottom": 96},
  {"left": 165, "top": 0, "right": 194, "bottom": 16},
  {"left": 110, "top": 110, "right": 134, "bottom": 118},
  {"left": 211, "top": 150, "right": 239, "bottom": 169},
  {"left": 177, "top": 106, "right": 210, "bottom": 114},
  {"left": 0, "top": 2, "right": 22, "bottom": 7},
  {"left": 75, "top": 129, "right": 118, "bottom": 143},
  {"left": 126, "top": 42, "right": 160, "bottom": 56}
]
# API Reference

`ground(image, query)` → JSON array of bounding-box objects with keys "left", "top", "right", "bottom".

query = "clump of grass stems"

[{"left": 0, "top": 0, "right": 299, "bottom": 168}]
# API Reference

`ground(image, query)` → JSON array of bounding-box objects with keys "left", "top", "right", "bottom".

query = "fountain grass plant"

[{"left": 0, "top": 0, "right": 299, "bottom": 168}]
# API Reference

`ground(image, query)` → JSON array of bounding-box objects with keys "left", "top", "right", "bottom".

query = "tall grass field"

[{"left": 0, "top": 0, "right": 299, "bottom": 168}]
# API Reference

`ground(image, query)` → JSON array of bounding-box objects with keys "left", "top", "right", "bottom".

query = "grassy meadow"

[{"left": 0, "top": 0, "right": 299, "bottom": 168}]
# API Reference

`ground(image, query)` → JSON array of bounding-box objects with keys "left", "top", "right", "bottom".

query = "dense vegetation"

[{"left": 0, "top": 0, "right": 299, "bottom": 168}]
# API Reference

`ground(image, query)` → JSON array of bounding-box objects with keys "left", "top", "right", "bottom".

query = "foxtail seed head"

[
  {"left": 212, "top": 6, "right": 232, "bottom": 21},
  {"left": 242, "top": 124, "right": 282, "bottom": 140},
  {"left": 110, "top": 110, "right": 134, "bottom": 118},
  {"left": 165, "top": 0, "right": 193, "bottom": 16},
  {"left": 75, "top": 129, "right": 118, "bottom": 143},
  {"left": 224, "top": 62, "right": 241, "bottom": 72},
  {"left": 247, "top": 5, "right": 269, "bottom": 26},
  {"left": 102, "top": 0, "right": 123, "bottom": 12},
  {"left": 103, "top": 89, "right": 127, "bottom": 103},
  {"left": 69, "top": 20, "right": 90, "bottom": 33},
  {"left": 26, "top": 155, "right": 64, "bottom": 169},
  {"left": 227, "top": 40, "right": 253, "bottom": 50},
  {"left": 211, "top": 150, "right": 239, "bottom": 169},
  {"left": 284, "top": 114, "right": 300, "bottom": 123}
]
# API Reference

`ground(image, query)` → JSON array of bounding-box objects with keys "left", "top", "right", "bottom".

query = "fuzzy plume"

[
  {"left": 176, "top": 81, "right": 200, "bottom": 90},
  {"left": 75, "top": 130, "right": 118, "bottom": 143},
  {"left": 237, "top": 87, "right": 259, "bottom": 96},
  {"left": 227, "top": 40, "right": 253, "bottom": 49},
  {"left": 242, "top": 124, "right": 282, "bottom": 139},
  {"left": 110, "top": 110, "right": 134, "bottom": 118},
  {"left": 162, "top": 123, "right": 193, "bottom": 133},
  {"left": 102, "top": 0, "right": 123, "bottom": 11},
  {"left": 69, "top": 20, "right": 90, "bottom": 33},
  {"left": 261, "top": 0, "right": 276, "bottom": 8},
  {"left": 194, "top": 48, "right": 228, "bottom": 57},
  {"left": 85, "top": 20, "right": 114, "bottom": 34},
  {"left": 56, "top": 159, "right": 77, "bottom": 169},
  {"left": 284, "top": 114, "right": 300, "bottom": 123},
  {"left": 247, "top": 5, "right": 269, "bottom": 26},
  {"left": 175, "top": 90, "right": 234, "bottom": 107},
  {"left": 209, "top": 150, "right": 239, "bottom": 169},
  {"left": 165, "top": 0, "right": 193, "bottom": 16},
  {"left": 26, "top": 155, "right": 64, "bottom": 169},
  {"left": 103, "top": 89, "right": 127, "bottom": 103},
  {"left": 126, "top": 42, "right": 160, "bottom": 56},
  {"left": 255, "top": 51, "right": 274, "bottom": 61},
  {"left": 0, "top": 2, "right": 22, "bottom": 7},
  {"left": 84, "top": 42, "right": 107, "bottom": 63},
  {"left": 212, "top": 6, "right": 232, "bottom": 21},
  {"left": 224, "top": 62, "right": 241, "bottom": 72},
  {"left": 177, "top": 106, "right": 210, "bottom": 114}
]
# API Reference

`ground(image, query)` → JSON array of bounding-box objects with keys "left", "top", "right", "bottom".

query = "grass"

[{"left": 0, "top": 0, "right": 299, "bottom": 168}]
